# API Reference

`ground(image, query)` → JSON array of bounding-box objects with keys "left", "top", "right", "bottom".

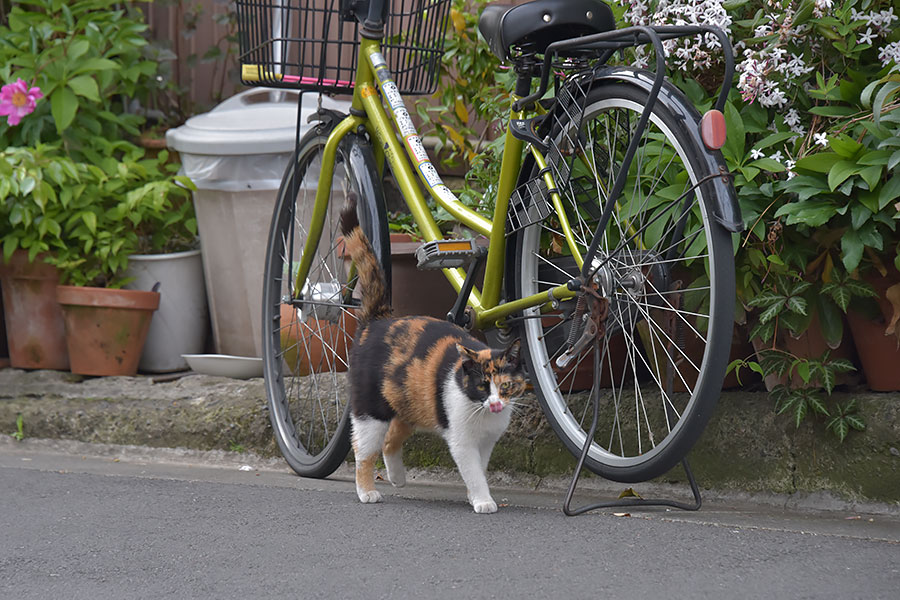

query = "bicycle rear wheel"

[
  {"left": 515, "top": 79, "right": 735, "bottom": 483},
  {"left": 262, "top": 119, "right": 388, "bottom": 478}
]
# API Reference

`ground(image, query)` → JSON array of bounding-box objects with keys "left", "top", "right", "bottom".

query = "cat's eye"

[{"left": 499, "top": 382, "right": 510, "bottom": 392}]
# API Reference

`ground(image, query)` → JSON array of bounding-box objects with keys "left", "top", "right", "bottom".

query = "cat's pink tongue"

[{"left": 489, "top": 402, "right": 504, "bottom": 413}]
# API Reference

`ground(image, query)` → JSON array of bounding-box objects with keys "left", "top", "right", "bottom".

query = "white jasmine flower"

[
  {"left": 784, "top": 109, "right": 801, "bottom": 128},
  {"left": 770, "top": 150, "right": 784, "bottom": 163},
  {"left": 859, "top": 28, "right": 876, "bottom": 46},
  {"left": 879, "top": 42, "right": 900, "bottom": 68},
  {"left": 750, "top": 149, "right": 766, "bottom": 160},
  {"left": 813, "top": 0, "right": 833, "bottom": 18},
  {"left": 814, "top": 132, "right": 829, "bottom": 147}
]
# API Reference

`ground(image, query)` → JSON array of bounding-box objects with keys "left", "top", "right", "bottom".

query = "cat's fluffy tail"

[{"left": 339, "top": 194, "right": 392, "bottom": 324}]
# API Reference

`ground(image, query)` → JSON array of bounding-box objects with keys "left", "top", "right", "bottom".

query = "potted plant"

[
  {"left": 774, "top": 73, "right": 900, "bottom": 391},
  {"left": 0, "top": 0, "right": 198, "bottom": 376},
  {"left": 122, "top": 150, "right": 207, "bottom": 373},
  {"left": 48, "top": 144, "right": 197, "bottom": 376},
  {"left": 0, "top": 144, "right": 80, "bottom": 370}
]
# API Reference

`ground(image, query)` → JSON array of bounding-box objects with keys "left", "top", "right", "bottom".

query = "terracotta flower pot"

[
  {"left": 280, "top": 303, "right": 357, "bottom": 376},
  {"left": 0, "top": 287, "right": 8, "bottom": 368},
  {"left": 752, "top": 312, "right": 859, "bottom": 391},
  {"left": 846, "top": 268, "right": 900, "bottom": 391},
  {"left": 0, "top": 251, "right": 69, "bottom": 370},
  {"left": 390, "top": 233, "right": 459, "bottom": 320},
  {"left": 56, "top": 285, "right": 160, "bottom": 376}
]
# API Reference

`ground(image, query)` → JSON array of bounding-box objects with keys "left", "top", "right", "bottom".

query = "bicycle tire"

[
  {"left": 262, "top": 118, "right": 389, "bottom": 479},
  {"left": 514, "top": 79, "right": 735, "bottom": 483}
]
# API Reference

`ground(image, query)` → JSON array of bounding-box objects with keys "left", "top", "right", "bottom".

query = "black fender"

[
  {"left": 304, "top": 110, "right": 392, "bottom": 295},
  {"left": 340, "top": 131, "right": 392, "bottom": 295},
  {"left": 575, "top": 66, "right": 743, "bottom": 232}
]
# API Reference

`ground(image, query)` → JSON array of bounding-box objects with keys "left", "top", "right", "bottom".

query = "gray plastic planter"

[{"left": 124, "top": 249, "right": 208, "bottom": 372}]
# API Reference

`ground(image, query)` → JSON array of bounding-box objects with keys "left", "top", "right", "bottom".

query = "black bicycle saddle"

[{"left": 477, "top": 0, "right": 615, "bottom": 61}]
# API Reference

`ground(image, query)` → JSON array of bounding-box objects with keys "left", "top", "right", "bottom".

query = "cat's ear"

[
  {"left": 502, "top": 338, "right": 522, "bottom": 368},
  {"left": 456, "top": 343, "right": 479, "bottom": 369}
]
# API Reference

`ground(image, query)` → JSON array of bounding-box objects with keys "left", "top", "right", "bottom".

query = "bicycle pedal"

[{"left": 415, "top": 239, "right": 486, "bottom": 270}]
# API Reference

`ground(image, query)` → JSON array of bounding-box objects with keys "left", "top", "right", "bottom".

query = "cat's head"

[{"left": 456, "top": 339, "right": 526, "bottom": 414}]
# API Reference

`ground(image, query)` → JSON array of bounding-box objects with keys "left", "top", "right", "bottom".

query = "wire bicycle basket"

[{"left": 236, "top": 0, "right": 452, "bottom": 95}]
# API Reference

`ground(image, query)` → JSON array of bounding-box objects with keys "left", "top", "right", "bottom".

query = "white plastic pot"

[{"left": 124, "top": 249, "right": 208, "bottom": 372}]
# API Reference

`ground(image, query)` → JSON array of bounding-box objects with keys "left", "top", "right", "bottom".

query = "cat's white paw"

[
  {"left": 357, "top": 490, "right": 383, "bottom": 504},
  {"left": 384, "top": 454, "right": 406, "bottom": 488},
  {"left": 472, "top": 498, "right": 498, "bottom": 514},
  {"left": 388, "top": 469, "right": 406, "bottom": 488}
]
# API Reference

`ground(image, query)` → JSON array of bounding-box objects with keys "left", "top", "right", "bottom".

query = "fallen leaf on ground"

[{"left": 618, "top": 487, "right": 643, "bottom": 499}]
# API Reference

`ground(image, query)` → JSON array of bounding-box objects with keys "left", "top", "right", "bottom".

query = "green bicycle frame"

[{"left": 295, "top": 36, "right": 579, "bottom": 331}]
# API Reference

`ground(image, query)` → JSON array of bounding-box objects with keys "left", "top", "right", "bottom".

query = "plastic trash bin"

[{"left": 166, "top": 88, "right": 349, "bottom": 358}]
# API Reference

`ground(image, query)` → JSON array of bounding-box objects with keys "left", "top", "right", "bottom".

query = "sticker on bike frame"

[
  {"left": 419, "top": 162, "right": 442, "bottom": 188},
  {"left": 434, "top": 185, "right": 457, "bottom": 205},
  {"left": 368, "top": 49, "right": 460, "bottom": 207},
  {"left": 370, "top": 52, "right": 387, "bottom": 69},
  {"left": 406, "top": 135, "right": 429, "bottom": 164},
  {"left": 382, "top": 80, "right": 404, "bottom": 111},
  {"left": 394, "top": 107, "right": 416, "bottom": 137}
]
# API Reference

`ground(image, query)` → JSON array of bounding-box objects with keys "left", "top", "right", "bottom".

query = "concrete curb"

[{"left": 1, "top": 368, "right": 898, "bottom": 505}]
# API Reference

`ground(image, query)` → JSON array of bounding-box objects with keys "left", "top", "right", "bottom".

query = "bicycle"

[{"left": 237, "top": 0, "right": 743, "bottom": 485}]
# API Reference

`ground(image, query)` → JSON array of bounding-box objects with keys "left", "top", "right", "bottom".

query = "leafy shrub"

[{"left": 0, "top": 0, "right": 158, "bottom": 160}]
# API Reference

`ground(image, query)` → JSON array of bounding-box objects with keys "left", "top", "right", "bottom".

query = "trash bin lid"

[{"left": 166, "top": 88, "right": 348, "bottom": 156}]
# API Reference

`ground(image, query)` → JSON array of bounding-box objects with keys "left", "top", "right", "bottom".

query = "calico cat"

[{"left": 340, "top": 198, "right": 527, "bottom": 514}]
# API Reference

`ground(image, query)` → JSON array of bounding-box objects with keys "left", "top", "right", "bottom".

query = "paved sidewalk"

[{"left": 1, "top": 368, "right": 898, "bottom": 510}]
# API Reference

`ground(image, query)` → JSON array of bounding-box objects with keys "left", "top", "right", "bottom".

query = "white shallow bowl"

[{"left": 181, "top": 354, "right": 264, "bottom": 379}]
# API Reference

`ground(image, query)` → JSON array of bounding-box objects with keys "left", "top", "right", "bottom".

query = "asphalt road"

[{"left": 1, "top": 439, "right": 898, "bottom": 599}]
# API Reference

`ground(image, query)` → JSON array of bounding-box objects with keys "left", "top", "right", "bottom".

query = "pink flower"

[{"left": 0, "top": 78, "right": 43, "bottom": 126}]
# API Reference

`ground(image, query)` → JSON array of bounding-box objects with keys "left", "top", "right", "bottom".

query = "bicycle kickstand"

[{"left": 562, "top": 340, "right": 703, "bottom": 516}]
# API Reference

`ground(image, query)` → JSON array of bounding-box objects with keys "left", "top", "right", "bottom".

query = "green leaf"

[
  {"left": 828, "top": 160, "right": 861, "bottom": 191},
  {"left": 858, "top": 150, "right": 892, "bottom": 166},
  {"left": 755, "top": 131, "right": 799, "bottom": 151},
  {"left": 809, "top": 105, "right": 856, "bottom": 117},
  {"left": 859, "top": 166, "right": 883, "bottom": 191},
  {"left": 67, "top": 75, "right": 100, "bottom": 102},
  {"left": 795, "top": 360, "right": 811, "bottom": 383},
  {"left": 851, "top": 202, "right": 872, "bottom": 230},
  {"left": 50, "top": 87, "right": 79, "bottom": 134},
  {"left": 774, "top": 200, "right": 836, "bottom": 227},
  {"left": 829, "top": 417, "right": 850, "bottom": 442},
  {"left": 817, "top": 296, "right": 844, "bottom": 346},
  {"left": 808, "top": 394, "right": 830, "bottom": 417},
  {"left": 873, "top": 81, "right": 900, "bottom": 125},
  {"left": 750, "top": 158, "right": 787, "bottom": 172},
  {"left": 795, "top": 152, "right": 841, "bottom": 174},
  {"left": 747, "top": 290, "right": 783, "bottom": 308},
  {"left": 842, "top": 229, "right": 864, "bottom": 272},
  {"left": 81, "top": 211, "right": 97, "bottom": 235},
  {"left": 722, "top": 102, "right": 746, "bottom": 165},
  {"left": 67, "top": 39, "right": 90, "bottom": 61},
  {"left": 879, "top": 177, "right": 900, "bottom": 210},
  {"left": 71, "top": 57, "right": 119, "bottom": 75},
  {"left": 846, "top": 415, "right": 866, "bottom": 431},
  {"left": 759, "top": 300, "right": 785, "bottom": 324},
  {"left": 786, "top": 295, "right": 807, "bottom": 316},
  {"left": 820, "top": 364, "right": 837, "bottom": 394},
  {"left": 793, "top": 397, "right": 807, "bottom": 428}
]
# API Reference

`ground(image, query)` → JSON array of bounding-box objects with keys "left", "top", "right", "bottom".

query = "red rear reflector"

[{"left": 700, "top": 109, "right": 727, "bottom": 150}]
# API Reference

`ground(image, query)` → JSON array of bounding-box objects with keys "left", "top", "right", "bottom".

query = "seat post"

[{"left": 514, "top": 72, "right": 532, "bottom": 98}]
